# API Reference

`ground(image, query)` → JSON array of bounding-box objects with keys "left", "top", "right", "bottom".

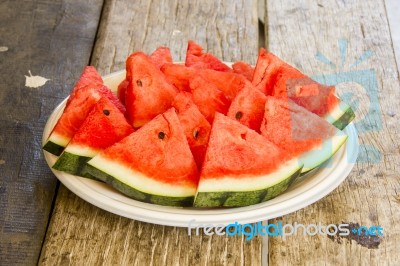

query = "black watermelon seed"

[
  {"left": 103, "top": 109, "right": 110, "bottom": 116},
  {"left": 136, "top": 79, "right": 143, "bottom": 87},
  {"left": 158, "top": 131, "right": 165, "bottom": 140},
  {"left": 193, "top": 129, "right": 199, "bottom": 139},
  {"left": 235, "top": 111, "right": 243, "bottom": 120}
]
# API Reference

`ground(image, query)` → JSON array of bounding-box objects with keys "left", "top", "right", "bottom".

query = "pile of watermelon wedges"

[{"left": 43, "top": 41, "right": 355, "bottom": 208}]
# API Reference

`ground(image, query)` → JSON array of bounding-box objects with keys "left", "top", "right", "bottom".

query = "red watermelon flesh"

[
  {"left": 232, "top": 61, "right": 254, "bottom": 81},
  {"left": 260, "top": 96, "right": 337, "bottom": 158},
  {"left": 273, "top": 68, "right": 339, "bottom": 116},
  {"left": 200, "top": 113, "right": 285, "bottom": 179},
  {"left": 161, "top": 63, "right": 194, "bottom": 92},
  {"left": 251, "top": 48, "right": 286, "bottom": 95},
  {"left": 189, "top": 76, "right": 230, "bottom": 123},
  {"left": 44, "top": 65, "right": 125, "bottom": 156},
  {"left": 252, "top": 49, "right": 339, "bottom": 116},
  {"left": 149, "top": 46, "right": 173, "bottom": 69},
  {"left": 51, "top": 85, "right": 124, "bottom": 141},
  {"left": 227, "top": 82, "right": 267, "bottom": 132},
  {"left": 172, "top": 92, "right": 211, "bottom": 169},
  {"left": 67, "top": 97, "right": 133, "bottom": 152},
  {"left": 117, "top": 79, "right": 129, "bottom": 105},
  {"left": 199, "top": 69, "right": 249, "bottom": 101},
  {"left": 185, "top": 40, "right": 231, "bottom": 72},
  {"left": 97, "top": 108, "right": 199, "bottom": 186},
  {"left": 66, "top": 66, "right": 104, "bottom": 106},
  {"left": 125, "top": 52, "right": 178, "bottom": 128}
]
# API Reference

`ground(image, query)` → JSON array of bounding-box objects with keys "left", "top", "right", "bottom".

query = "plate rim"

[{"left": 42, "top": 69, "right": 359, "bottom": 227}]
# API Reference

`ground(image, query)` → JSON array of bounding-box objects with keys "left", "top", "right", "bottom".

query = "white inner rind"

[
  {"left": 88, "top": 155, "right": 197, "bottom": 197},
  {"left": 48, "top": 132, "right": 70, "bottom": 147},
  {"left": 299, "top": 132, "right": 348, "bottom": 172},
  {"left": 197, "top": 158, "right": 302, "bottom": 192},
  {"left": 324, "top": 101, "right": 351, "bottom": 124},
  {"left": 65, "top": 144, "right": 100, "bottom": 158}
]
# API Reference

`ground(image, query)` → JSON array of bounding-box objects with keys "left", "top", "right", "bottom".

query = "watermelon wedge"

[
  {"left": 194, "top": 113, "right": 303, "bottom": 207},
  {"left": 172, "top": 92, "right": 211, "bottom": 169},
  {"left": 85, "top": 108, "right": 199, "bottom": 207},
  {"left": 125, "top": 52, "right": 178, "bottom": 128},
  {"left": 149, "top": 46, "right": 173, "bottom": 69},
  {"left": 43, "top": 67, "right": 125, "bottom": 156},
  {"left": 52, "top": 97, "right": 133, "bottom": 177},
  {"left": 260, "top": 97, "right": 348, "bottom": 173},
  {"left": 185, "top": 40, "right": 231, "bottom": 72},
  {"left": 252, "top": 48, "right": 354, "bottom": 129},
  {"left": 232, "top": 61, "right": 254, "bottom": 81},
  {"left": 189, "top": 76, "right": 230, "bottom": 122},
  {"left": 227, "top": 82, "right": 267, "bottom": 131}
]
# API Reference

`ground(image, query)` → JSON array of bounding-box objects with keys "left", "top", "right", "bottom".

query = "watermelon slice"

[
  {"left": 43, "top": 67, "right": 125, "bottom": 156},
  {"left": 260, "top": 97, "right": 348, "bottom": 173},
  {"left": 52, "top": 97, "right": 133, "bottom": 176},
  {"left": 252, "top": 49, "right": 354, "bottom": 129},
  {"left": 161, "top": 63, "right": 193, "bottom": 92},
  {"left": 185, "top": 40, "right": 231, "bottom": 72},
  {"left": 172, "top": 92, "right": 211, "bottom": 169},
  {"left": 189, "top": 76, "right": 230, "bottom": 122},
  {"left": 125, "top": 52, "right": 178, "bottom": 128},
  {"left": 149, "top": 46, "right": 173, "bottom": 69},
  {"left": 194, "top": 113, "right": 303, "bottom": 207},
  {"left": 85, "top": 108, "right": 199, "bottom": 207},
  {"left": 227, "top": 82, "right": 267, "bottom": 132},
  {"left": 232, "top": 61, "right": 254, "bottom": 81}
]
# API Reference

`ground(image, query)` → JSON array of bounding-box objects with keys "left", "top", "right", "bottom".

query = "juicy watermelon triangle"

[
  {"left": 125, "top": 52, "right": 178, "bottom": 128},
  {"left": 252, "top": 48, "right": 354, "bottom": 129},
  {"left": 172, "top": 92, "right": 211, "bottom": 170},
  {"left": 85, "top": 108, "right": 199, "bottom": 207},
  {"left": 52, "top": 97, "right": 133, "bottom": 177},
  {"left": 43, "top": 67, "right": 125, "bottom": 156},
  {"left": 260, "top": 97, "right": 348, "bottom": 173},
  {"left": 185, "top": 40, "right": 231, "bottom": 72},
  {"left": 194, "top": 113, "right": 303, "bottom": 207},
  {"left": 189, "top": 76, "right": 230, "bottom": 123},
  {"left": 227, "top": 82, "right": 267, "bottom": 132},
  {"left": 149, "top": 46, "right": 173, "bottom": 69}
]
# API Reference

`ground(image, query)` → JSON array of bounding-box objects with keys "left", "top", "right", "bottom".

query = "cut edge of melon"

[
  {"left": 87, "top": 155, "right": 197, "bottom": 198},
  {"left": 197, "top": 158, "right": 302, "bottom": 192},
  {"left": 325, "top": 101, "right": 355, "bottom": 130},
  {"left": 194, "top": 159, "right": 302, "bottom": 207},
  {"left": 43, "top": 132, "right": 70, "bottom": 155},
  {"left": 65, "top": 144, "right": 100, "bottom": 158},
  {"left": 299, "top": 131, "right": 348, "bottom": 173}
]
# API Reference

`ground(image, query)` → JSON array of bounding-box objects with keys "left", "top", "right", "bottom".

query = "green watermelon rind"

[
  {"left": 325, "top": 101, "right": 355, "bottom": 130},
  {"left": 43, "top": 140, "right": 65, "bottom": 156},
  {"left": 299, "top": 131, "right": 348, "bottom": 173},
  {"left": 86, "top": 155, "right": 197, "bottom": 207},
  {"left": 43, "top": 131, "right": 71, "bottom": 156},
  {"left": 52, "top": 151, "right": 92, "bottom": 177},
  {"left": 84, "top": 163, "right": 194, "bottom": 207},
  {"left": 194, "top": 159, "right": 303, "bottom": 207}
]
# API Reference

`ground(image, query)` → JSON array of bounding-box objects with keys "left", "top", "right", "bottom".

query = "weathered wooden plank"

[
  {"left": 264, "top": 0, "right": 400, "bottom": 265},
  {"left": 0, "top": 0, "right": 104, "bottom": 265},
  {"left": 39, "top": 0, "right": 261, "bottom": 265},
  {"left": 385, "top": 0, "right": 400, "bottom": 73}
]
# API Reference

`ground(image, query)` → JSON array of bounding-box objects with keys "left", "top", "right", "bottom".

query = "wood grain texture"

[
  {"left": 0, "top": 0, "right": 104, "bottom": 265},
  {"left": 264, "top": 0, "right": 400, "bottom": 265},
  {"left": 91, "top": 0, "right": 259, "bottom": 75},
  {"left": 39, "top": 0, "right": 261, "bottom": 265}
]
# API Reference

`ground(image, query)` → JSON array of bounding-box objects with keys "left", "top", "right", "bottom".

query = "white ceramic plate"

[{"left": 42, "top": 69, "right": 359, "bottom": 227}]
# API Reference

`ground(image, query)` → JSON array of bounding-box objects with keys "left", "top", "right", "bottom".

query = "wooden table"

[{"left": 1, "top": 0, "right": 399, "bottom": 265}]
